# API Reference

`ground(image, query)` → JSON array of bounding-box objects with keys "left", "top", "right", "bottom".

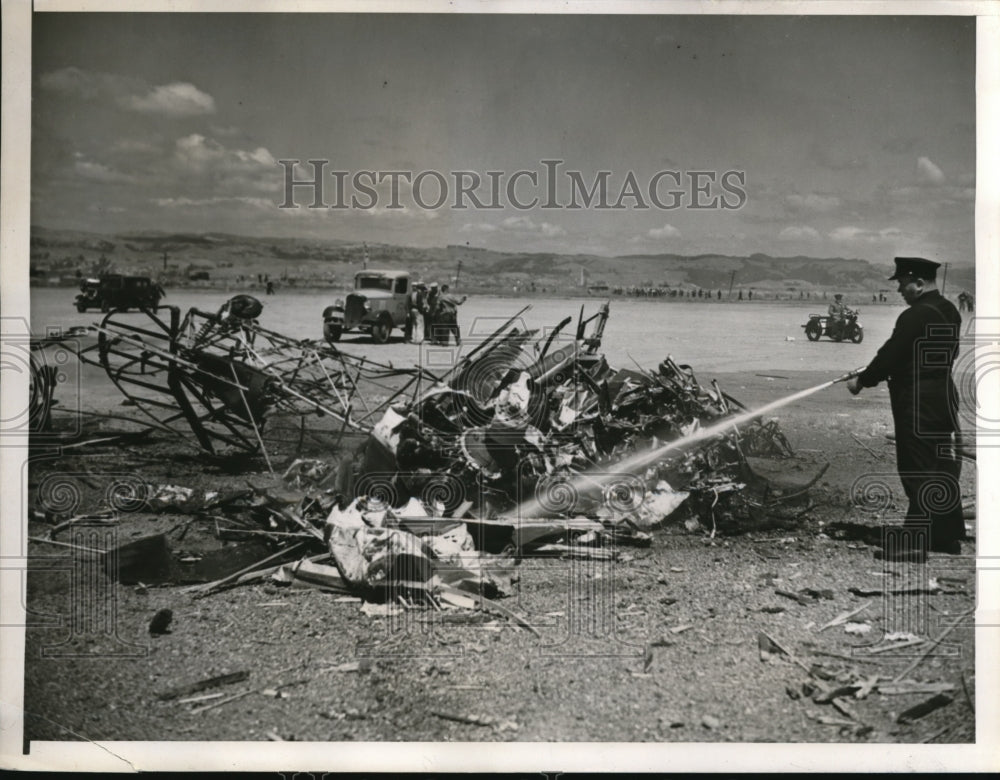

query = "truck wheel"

[
  {"left": 805, "top": 322, "right": 822, "bottom": 341},
  {"left": 371, "top": 315, "right": 392, "bottom": 344},
  {"left": 325, "top": 323, "right": 342, "bottom": 343}
]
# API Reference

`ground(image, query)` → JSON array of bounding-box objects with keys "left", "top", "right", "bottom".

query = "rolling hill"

[{"left": 28, "top": 225, "right": 976, "bottom": 297}]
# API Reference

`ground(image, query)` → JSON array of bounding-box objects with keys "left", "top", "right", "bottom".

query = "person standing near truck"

[
  {"left": 424, "top": 283, "right": 441, "bottom": 344},
  {"left": 405, "top": 281, "right": 427, "bottom": 343},
  {"left": 435, "top": 283, "right": 467, "bottom": 346}
]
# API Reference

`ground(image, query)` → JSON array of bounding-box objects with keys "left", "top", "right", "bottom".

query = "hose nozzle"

[{"left": 832, "top": 366, "right": 867, "bottom": 384}]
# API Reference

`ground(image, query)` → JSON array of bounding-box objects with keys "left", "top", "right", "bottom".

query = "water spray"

[{"left": 517, "top": 365, "right": 868, "bottom": 518}]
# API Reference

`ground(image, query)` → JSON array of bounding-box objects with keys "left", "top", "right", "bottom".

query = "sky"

[{"left": 30, "top": 13, "right": 977, "bottom": 264}]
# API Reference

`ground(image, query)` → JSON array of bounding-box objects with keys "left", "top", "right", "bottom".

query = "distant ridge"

[{"left": 29, "top": 225, "right": 974, "bottom": 295}]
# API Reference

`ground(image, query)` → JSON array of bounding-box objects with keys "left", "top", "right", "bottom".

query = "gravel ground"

[{"left": 20, "top": 370, "right": 978, "bottom": 752}]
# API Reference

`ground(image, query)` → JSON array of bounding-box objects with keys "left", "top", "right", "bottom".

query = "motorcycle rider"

[{"left": 827, "top": 294, "right": 848, "bottom": 338}]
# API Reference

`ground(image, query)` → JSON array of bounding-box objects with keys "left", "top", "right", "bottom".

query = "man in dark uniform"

[{"left": 847, "top": 257, "right": 964, "bottom": 561}]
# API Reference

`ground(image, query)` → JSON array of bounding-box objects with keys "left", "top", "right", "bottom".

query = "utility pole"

[
  {"left": 162, "top": 251, "right": 168, "bottom": 271},
  {"left": 455, "top": 258, "right": 462, "bottom": 289},
  {"left": 362, "top": 243, "right": 369, "bottom": 270},
  {"left": 941, "top": 262, "right": 949, "bottom": 296},
  {"left": 727, "top": 270, "right": 736, "bottom": 300}
]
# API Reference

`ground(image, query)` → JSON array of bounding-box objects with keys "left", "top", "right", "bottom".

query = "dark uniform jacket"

[{"left": 858, "top": 289, "right": 961, "bottom": 436}]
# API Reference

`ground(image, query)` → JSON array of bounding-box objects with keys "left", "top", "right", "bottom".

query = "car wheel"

[
  {"left": 325, "top": 323, "right": 342, "bottom": 343},
  {"left": 76, "top": 301, "right": 87, "bottom": 313},
  {"left": 371, "top": 315, "right": 392, "bottom": 344}
]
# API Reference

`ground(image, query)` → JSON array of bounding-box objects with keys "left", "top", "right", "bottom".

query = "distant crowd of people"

[
  {"left": 404, "top": 281, "right": 467, "bottom": 346},
  {"left": 614, "top": 286, "right": 769, "bottom": 300},
  {"left": 610, "top": 286, "right": 974, "bottom": 306}
]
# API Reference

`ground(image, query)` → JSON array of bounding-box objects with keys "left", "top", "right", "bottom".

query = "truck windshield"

[{"left": 355, "top": 276, "right": 394, "bottom": 291}]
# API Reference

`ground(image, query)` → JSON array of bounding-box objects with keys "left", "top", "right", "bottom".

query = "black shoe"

[{"left": 929, "top": 539, "right": 962, "bottom": 555}]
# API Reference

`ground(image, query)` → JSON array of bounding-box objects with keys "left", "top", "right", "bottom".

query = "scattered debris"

[
  {"left": 877, "top": 681, "right": 955, "bottom": 696},
  {"left": 176, "top": 692, "right": 225, "bottom": 706},
  {"left": 701, "top": 714, "right": 721, "bottom": 730},
  {"left": 897, "top": 694, "right": 953, "bottom": 724},
  {"left": 775, "top": 589, "right": 812, "bottom": 607},
  {"left": 322, "top": 660, "right": 373, "bottom": 674},
  {"left": 799, "top": 588, "right": 834, "bottom": 601},
  {"left": 108, "top": 534, "right": 174, "bottom": 585},
  {"left": 817, "top": 602, "right": 871, "bottom": 632},
  {"left": 853, "top": 675, "right": 879, "bottom": 699},
  {"left": 892, "top": 606, "right": 975, "bottom": 682},
  {"left": 431, "top": 710, "right": 497, "bottom": 728},
  {"left": 866, "top": 637, "right": 927, "bottom": 655},
  {"left": 157, "top": 670, "right": 251, "bottom": 701},
  {"left": 56, "top": 301, "right": 851, "bottom": 677},
  {"left": 78, "top": 295, "right": 437, "bottom": 457},
  {"left": 806, "top": 710, "right": 855, "bottom": 727},
  {"left": 849, "top": 433, "right": 881, "bottom": 458},
  {"left": 148, "top": 608, "right": 173, "bottom": 635},
  {"left": 190, "top": 689, "right": 255, "bottom": 714},
  {"left": 843, "top": 622, "right": 872, "bottom": 636}
]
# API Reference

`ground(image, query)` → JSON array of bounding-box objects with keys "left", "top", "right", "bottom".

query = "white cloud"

[
  {"left": 39, "top": 67, "right": 137, "bottom": 100},
  {"left": 648, "top": 223, "right": 681, "bottom": 239},
  {"left": 785, "top": 193, "right": 841, "bottom": 213},
  {"left": 540, "top": 222, "right": 566, "bottom": 237},
  {"left": 502, "top": 216, "right": 536, "bottom": 231},
  {"left": 112, "top": 138, "right": 161, "bottom": 155},
  {"left": 126, "top": 82, "right": 215, "bottom": 117},
  {"left": 74, "top": 160, "right": 135, "bottom": 184},
  {"left": 829, "top": 225, "right": 902, "bottom": 242},
  {"left": 917, "top": 156, "right": 946, "bottom": 184},
  {"left": 460, "top": 223, "right": 499, "bottom": 234},
  {"left": 174, "top": 134, "right": 276, "bottom": 180},
  {"left": 778, "top": 225, "right": 820, "bottom": 240},
  {"left": 40, "top": 67, "right": 216, "bottom": 118}
]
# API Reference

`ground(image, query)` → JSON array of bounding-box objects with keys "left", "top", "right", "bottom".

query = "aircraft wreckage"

[{"left": 74, "top": 295, "right": 823, "bottom": 538}]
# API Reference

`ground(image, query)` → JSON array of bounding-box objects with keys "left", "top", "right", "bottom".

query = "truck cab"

[{"left": 322, "top": 270, "right": 410, "bottom": 344}]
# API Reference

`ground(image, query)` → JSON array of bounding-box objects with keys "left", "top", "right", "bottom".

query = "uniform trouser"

[
  {"left": 433, "top": 315, "right": 459, "bottom": 345},
  {"left": 890, "top": 381, "right": 965, "bottom": 544}
]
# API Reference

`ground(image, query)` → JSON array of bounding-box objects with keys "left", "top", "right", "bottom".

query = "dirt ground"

[{"left": 20, "top": 366, "right": 978, "bottom": 750}]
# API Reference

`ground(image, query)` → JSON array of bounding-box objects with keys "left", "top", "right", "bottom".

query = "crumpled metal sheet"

[{"left": 352, "top": 302, "right": 802, "bottom": 533}]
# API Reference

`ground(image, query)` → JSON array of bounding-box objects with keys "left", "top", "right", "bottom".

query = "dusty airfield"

[{"left": 21, "top": 353, "right": 977, "bottom": 745}]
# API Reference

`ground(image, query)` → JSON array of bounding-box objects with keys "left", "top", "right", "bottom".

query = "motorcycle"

[{"left": 802, "top": 307, "right": 864, "bottom": 343}]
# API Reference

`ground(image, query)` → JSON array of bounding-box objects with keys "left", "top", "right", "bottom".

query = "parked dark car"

[{"left": 75, "top": 275, "right": 165, "bottom": 312}]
